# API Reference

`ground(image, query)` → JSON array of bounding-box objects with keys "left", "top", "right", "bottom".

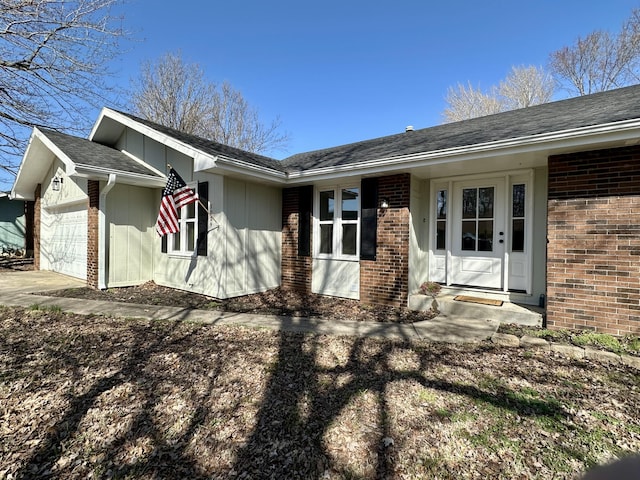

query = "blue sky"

[
  {"left": 106, "top": 0, "right": 638, "bottom": 159},
  {"left": 3, "top": 0, "right": 639, "bottom": 190}
]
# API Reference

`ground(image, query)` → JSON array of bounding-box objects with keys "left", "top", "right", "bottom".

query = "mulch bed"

[{"left": 43, "top": 282, "right": 437, "bottom": 324}]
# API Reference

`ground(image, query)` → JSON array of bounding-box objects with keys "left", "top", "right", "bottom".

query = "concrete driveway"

[{"left": 0, "top": 270, "right": 85, "bottom": 294}]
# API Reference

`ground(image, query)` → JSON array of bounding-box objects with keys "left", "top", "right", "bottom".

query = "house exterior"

[
  {"left": 0, "top": 192, "right": 31, "bottom": 255},
  {"left": 10, "top": 85, "right": 640, "bottom": 335}
]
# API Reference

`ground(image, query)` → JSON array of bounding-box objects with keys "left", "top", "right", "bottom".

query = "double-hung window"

[
  {"left": 316, "top": 186, "right": 360, "bottom": 259},
  {"left": 169, "top": 185, "right": 197, "bottom": 255}
]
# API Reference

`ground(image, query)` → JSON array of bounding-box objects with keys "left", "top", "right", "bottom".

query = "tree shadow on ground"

[
  {"left": 3, "top": 310, "right": 574, "bottom": 479},
  {"left": 231, "top": 332, "right": 569, "bottom": 478}
]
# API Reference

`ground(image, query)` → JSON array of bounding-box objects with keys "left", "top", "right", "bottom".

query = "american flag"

[{"left": 156, "top": 168, "right": 199, "bottom": 236}]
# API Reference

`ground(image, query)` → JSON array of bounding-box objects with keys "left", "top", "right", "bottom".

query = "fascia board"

[
  {"left": 285, "top": 119, "right": 640, "bottom": 183},
  {"left": 97, "top": 108, "right": 287, "bottom": 183},
  {"left": 210, "top": 155, "right": 287, "bottom": 183},
  {"left": 11, "top": 128, "right": 76, "bottom": 200},
  {"left": 73, "top": 164, "right": 167, "bottom": 187}
]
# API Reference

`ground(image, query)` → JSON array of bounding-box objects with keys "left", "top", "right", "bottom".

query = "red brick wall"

[
  {"left": 281, "top": 187, "right": 312, "bottom": 292},
  {"left": 87, "top": 180, "right": 99, "bottom": 288},
  {"left": 33, "top": 184, "right": 41, "bottom": 270},
  {"left": 360, "top": 173, "right": 411, "bottom": 307},
  {"left": 281, "top": 175, "right": 411, "bottom": 307},
  {"left": 547, "top": 145, "right": 640, "bottom": 335}
]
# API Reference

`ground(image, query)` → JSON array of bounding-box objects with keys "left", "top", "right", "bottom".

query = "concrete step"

[{"left": 409, "top": 294, "right": 543, "bottom": 327}]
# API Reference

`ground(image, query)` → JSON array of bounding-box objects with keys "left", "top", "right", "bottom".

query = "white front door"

[{"left": 450, "top": 179, "right": 505, "bottom": 289}]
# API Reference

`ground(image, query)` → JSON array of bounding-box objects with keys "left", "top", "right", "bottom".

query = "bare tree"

[
  {"left": 442, "top": 66, "right": 554, "bottom": 123},
  {"left": 129, "top": 52, "right": 290, "bottom": 155},
  {"left": 442, "top": 82, "right": 503, "bottom": 123},
  {"left": 549, "top": 8, "right": 640, "bottom": 95},
  {"left": 499, "top": 65, "right": 555, "bottom": 110},
  {"left": 0, "top": 0, "right": 127, "bottom": 183}
]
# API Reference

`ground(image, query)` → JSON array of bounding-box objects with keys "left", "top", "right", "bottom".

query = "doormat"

[{"left": 454, "top": 295, "right": 503, "bottom": 307}]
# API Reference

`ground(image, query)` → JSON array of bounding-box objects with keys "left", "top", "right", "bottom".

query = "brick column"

[
  {"left": 360, "top": 173, "right": 411, "bottom": 307},
  {"left": 33, "top": 184, "right": 41, "bottom": 270},
  {"left": 281, "top": 187, "right": 312, "bottom": 292},
  {"left": 547, "top": 145, "right": 640, "bottom": 335},
  {"left": 87, "top": 180, "right": 100, "bottom": 288}
]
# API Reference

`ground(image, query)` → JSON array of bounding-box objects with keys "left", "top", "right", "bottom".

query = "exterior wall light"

[
  {"left": 52, "top": 176, "right": 63, "bottom": 191},
  {"left": 380, "top": 198, "right": 389, "bottom": 209}
]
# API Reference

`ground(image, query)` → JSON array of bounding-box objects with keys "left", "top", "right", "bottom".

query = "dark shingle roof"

[
  {"left": 111, "top": 110, "right": 286, "bottom": 172},
  {"left": 41, "top": 129, "right": 162, "bottom": 177},
  {"left": 281, "top": 84, "right": 640, "bottom": 171}
]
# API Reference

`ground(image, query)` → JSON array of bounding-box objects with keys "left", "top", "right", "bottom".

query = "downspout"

[{"left": 98, "top": 174, "right": 116, "bottom": 289}]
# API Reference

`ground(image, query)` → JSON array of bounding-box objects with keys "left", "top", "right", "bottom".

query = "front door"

[{"left": 450, "top": 179, "right": 505, "bottom": 289}]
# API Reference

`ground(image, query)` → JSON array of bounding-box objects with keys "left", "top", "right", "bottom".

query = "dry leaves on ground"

[{"left": 1, "top": 306, "right": 639, "bottom": 479}]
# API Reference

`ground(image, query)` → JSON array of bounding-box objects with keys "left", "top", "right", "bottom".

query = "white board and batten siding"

[
  {"left": 106, "top": 184, "right": 156, "bottom": 287},
  {"left": 153, "top": 174, "right": 281, "bottom": 299}
]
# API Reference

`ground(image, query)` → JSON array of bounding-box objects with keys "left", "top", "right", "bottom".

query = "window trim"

[
  {"left": 314, "top": 185, "right": 360, "bottom": 261},
  {"left": 168, "top": 181, "right": 198, "bottom": 257}
]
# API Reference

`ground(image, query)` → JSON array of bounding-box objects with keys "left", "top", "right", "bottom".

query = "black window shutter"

[
  {"left": 197, "top": 181, "right": 209, "bottom": 256},
  {"left": 160, "top": 189, "right": 168, "bottom": 253},
  {"left": 298, "top": 185, "right": 313, "bottom": 257},
  {"left": 360, "top": 177, "right": 378, "bottom": 260}
]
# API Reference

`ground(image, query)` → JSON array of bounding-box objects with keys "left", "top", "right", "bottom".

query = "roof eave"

[
  {"left": 73, "top": 164, "right": 167, "bottom": 187},
  {"left": 284, "top": 119, "right": 640, "bottom": 183}
]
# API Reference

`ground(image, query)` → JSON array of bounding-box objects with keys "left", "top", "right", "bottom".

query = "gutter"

[{"left": 98, "top": 174, "right": 117, "bottom": 289}]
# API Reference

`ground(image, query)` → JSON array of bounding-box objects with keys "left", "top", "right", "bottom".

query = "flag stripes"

[{"left": 156, "top": 168, "right": 198, "bottom": 237}]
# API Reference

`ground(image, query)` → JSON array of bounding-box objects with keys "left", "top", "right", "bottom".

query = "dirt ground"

[{"left": 1, "top": 306, "right": 639, "bottom": 479}]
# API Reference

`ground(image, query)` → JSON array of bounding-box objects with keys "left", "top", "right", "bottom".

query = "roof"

[
  {"left": 40, "top": 128, "right": 164, "bottom": 178},
  {"left": 281, "top": 84, "right": 640, "bottom": 171},
  {"left": 110, "top": 110, "right": 286, "bottom": 173}
]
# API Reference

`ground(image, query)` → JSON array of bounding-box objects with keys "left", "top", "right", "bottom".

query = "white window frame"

[
  {"left": 314, "top": 185, "right": 360, "bottom": 260},
  {"left": 168, "top": 182, "right": 198, "bottom": 256}
]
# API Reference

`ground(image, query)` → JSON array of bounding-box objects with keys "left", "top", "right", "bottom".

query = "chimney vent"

[{"left": 405, "top": 125, "right": 414, "bottom": 132}]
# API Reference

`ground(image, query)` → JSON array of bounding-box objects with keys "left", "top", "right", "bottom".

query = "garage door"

[{"left": 41, "top": 204, "right": 87, "bottom": 280}]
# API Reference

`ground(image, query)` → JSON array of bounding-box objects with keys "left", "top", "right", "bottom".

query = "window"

[
  {"left": 511, "top": 184, "right": 525, "bottom": 252},
  {"left": 461, "top": 187, "right": 494, "bottom": 252},
  {"left": 316, "top": 187, "right": 359, "bottom": 258},
  {"left": 436, "top": 189, "right": 447, "bottom": 250},
  {"left": 169, "top": 185, "right": 198, "bottom": 255}
]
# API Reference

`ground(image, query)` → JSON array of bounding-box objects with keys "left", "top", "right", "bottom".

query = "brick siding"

[
  {"left": 547, "top": 145, "right": 640, "bottom": 335},
  {"left": 87, "top": 180, "right": 99, "bottom": 288},
  {"left": 281, "top": 187, "right": 312, "bottom": 292},
  {"left": 360, "top": 174, "right": 411, "bottom": 307},
  {"left": 281, "top": 175, "right": 411, "bottom": 307},
  {"left": 33, "top": 184, "right": 41, "bottom": 270}
]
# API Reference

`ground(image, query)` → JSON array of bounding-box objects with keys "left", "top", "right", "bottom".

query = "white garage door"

[{"left": 41, "top": 204, "right": 87, "bottom": 280}]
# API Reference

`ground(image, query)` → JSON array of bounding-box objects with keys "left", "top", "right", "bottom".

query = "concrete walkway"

[{"left": 0, "top": 270, "right": 499, "bottom": 343}]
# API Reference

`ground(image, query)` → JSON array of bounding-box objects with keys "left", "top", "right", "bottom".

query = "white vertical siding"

[
  {"left": 152, "top": 174, "right": 281, "bottom": 299},
  {"left": 408, "top": 176, "right": 429, "bottom": 297},
  {"left": 106, "top": 184, "right": 156, "bottom": 287}
]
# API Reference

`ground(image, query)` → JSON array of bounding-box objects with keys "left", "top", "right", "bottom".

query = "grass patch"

[
  {"left": 572, "top": 332, "right": 622, "bottom": 353},
  {"left": 28, "top": 303, "right": 62, "bottom": 313}
]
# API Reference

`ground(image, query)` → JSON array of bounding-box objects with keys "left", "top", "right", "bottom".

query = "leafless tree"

[
  {"left": 442, "top": 82, "right": 503, "bottom": 123},
  {"left": 499, "top": 65, "right": 555, "bottom": 110},
  {"left": 0, "top": 0, "right": 127, "bottom": 182},
  {"left": 129, "top": 52, "right": 290, "bottom": 155},
  {"left": 442, "top": 66, "right": 554, "bottom": 123},
  {"left": 549, "top": 8, "right": 640, "bottom": 95}
]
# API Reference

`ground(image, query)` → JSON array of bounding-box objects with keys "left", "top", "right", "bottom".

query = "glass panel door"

[{"left": 460, "top": 187, "right": 494, "bottom": 252}]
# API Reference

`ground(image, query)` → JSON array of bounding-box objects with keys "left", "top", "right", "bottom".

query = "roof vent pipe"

[{"left": 405, "top": 125, "right": 414, "bottom": 132}]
